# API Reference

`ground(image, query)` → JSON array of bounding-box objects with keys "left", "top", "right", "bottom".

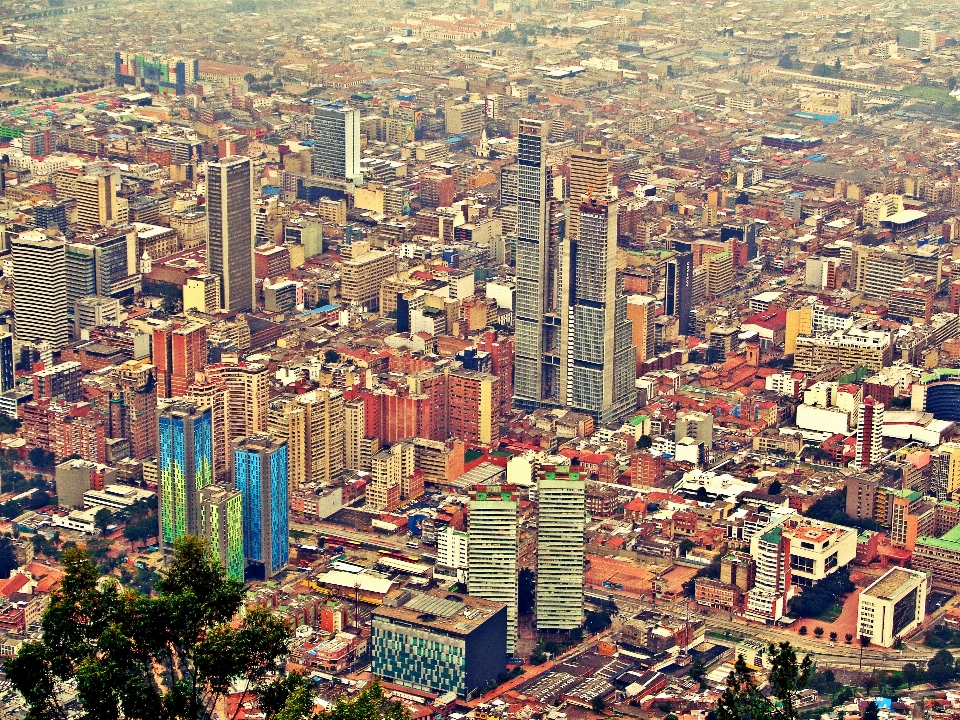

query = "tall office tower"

[
  {"left": 559, "top": 198, "right": 636, "bottom": 424},
  {"left": 0, "top": 332, "right": 13, "bottom": 393},
  {"left": 33, "top": 201, "right": 68, "bottom": 234},
  {"left": 207, "top": 156, "right": 255, "bottom": 312},
  {"left": 311, "top": 104, "right": 361, "bottom": 182},
  {"left": 567, "top": 144, "right": 610, "bottom": 242},
  {"left": 513, "top": 119, "right": 560, "bottom": 413},
  {"left": 665, "top": 251, "right": 694, "bottom": 336},
  {"left": 66, "top": 232, "right": 139, "bottom": 303},
  {"left": 109, "top": 359, "right": 158, "bottom": 460},
  {"left": 268, "top": 388, "right": 344, "bottom": 487},
  {"left": 627, "top": 295, "right": 656, "bottom": 370},
  {"left": 234, "top": 435, "right": 289, "bottom": 579},
  {"left": 198, "top": 485, "right": 244, "bottom": 582},
  {"left": 12, "top": 230, "right": 68, "bottom": 350},
  {"left": 158, "top": 401, "right": 213, "bottom": 557},
  {"left": 855, "top": 397, "right": 885, "bottom": 469},
  {"left": 536, "top": 467, "right": 585, "bottom": 631},
  {"left": 205, "top": 361, "right": 269, "bottom": 441},
  {"left": 720, "top": 220, "right": 758, "bottom": 264},
  {"left": 468, "top": 483, "right": 519, "bottom": 654},
  {"left": 932, "top": 442, "right": 960, "bottom": 501},
  {"left": 187, "top": 374, "right": 230, "bottom": 480},
  {"left": 75, "top": 172, "right": 119, "bottom": 230}
]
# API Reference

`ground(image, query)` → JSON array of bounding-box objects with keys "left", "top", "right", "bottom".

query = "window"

[
  {"left": 825, "top": 552, "right": 838, "bottom": 571},
  {"left": 790, "top": 554, "right": 814, "bottom": 573}
]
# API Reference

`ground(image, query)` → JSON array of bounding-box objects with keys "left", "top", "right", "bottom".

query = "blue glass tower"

[
  {"left": 234, "top": 435, "right": 289, "bottom": 579},
  {"left": 158, "top": 401, "right": 213, "bottom": 554}
]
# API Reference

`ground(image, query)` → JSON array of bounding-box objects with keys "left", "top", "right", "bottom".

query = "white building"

[
  {"left": 536, "top": 470, "right": 585, "bottom": 631},
  {"left": 857, "top": 567, "right": 928, "bottom": 647},
  {"left": 436, "top": 524, "right": 469, "bottom": 583},
  {"left": 12, "top": 231, "right": 68, "bottom": 350},
  {"left": 854, "top": 397, "right": 884, "bottom": 468},
  {"left": 468, "top": 486, "right": 518, "bottom": 654}
]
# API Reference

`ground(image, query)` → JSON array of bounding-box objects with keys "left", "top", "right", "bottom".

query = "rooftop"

[{"left": 373, "top": 590, "right": 504, "bottom": 636}]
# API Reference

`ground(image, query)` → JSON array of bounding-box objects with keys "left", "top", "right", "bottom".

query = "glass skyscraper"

[
  {"left": 233, "top": 435, "right": 289, "bottom": 579},
  {"left": 560, "top": 198, "right": 636, "bottom": 424},
  {"left": 158, "top": 401, "right": 214, "bottom": 553}
]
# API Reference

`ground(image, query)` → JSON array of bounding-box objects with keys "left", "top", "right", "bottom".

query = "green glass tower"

[
  {"left": 158, "top": 401, "right": 214, "bottom": 553},
  {"left": 200, "top": 485, "right": 244, "bottom": 583}
]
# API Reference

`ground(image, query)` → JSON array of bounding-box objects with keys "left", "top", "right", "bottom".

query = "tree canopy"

[
  {"left": 5, "top": 535, "right": 297, "bottom": 720},
  {"left": 716, "top": 642, "right": 813, "bottom": 720}
]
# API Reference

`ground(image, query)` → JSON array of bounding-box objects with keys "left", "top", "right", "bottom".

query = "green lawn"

[{"left": 899, "top": 84, "right": 959, "bottom": 105}]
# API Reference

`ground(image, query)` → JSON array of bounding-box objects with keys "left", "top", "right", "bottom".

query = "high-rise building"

[
  {"left": 468, "top": 483, "right": 518, "bottom": 654},
  {"left": 536, "top": 466, "right": 585, "bottom": 631},
  {"left": 234, "top": 435, "right": 289, "bottom": 579},
  {"left": 664, "top": 252, "right": 693, "bottom": 336},
  {"left": 205, "top": 361, "right": 269, "bottom": 441},
  {"left": 559, "top": 198, "right": 636, "bottom": 424},
  {"left": 12, "top": 230, "right": 68, "bottom": 350},
  {"left": 109, "top": 359, "right": 158, "bottom": 460},
  {"left": 186, "top": 374, "right": 230, "bottom": 480},
  {"left": 158, "top": 401, "right": 213, "bottom": 556},
  {"left": 75, "top": 173, "right": 120, "bottom": 230},
  {"left": 513, "top": 119, "right": 561, "bottom": 413},
  {"left": 367, "top": 442, "right": 415, "bottom": 512},
  {"left": 311, "top": 104, "right": 361, "bottom": 182},
  {"left": 447, "top": 369, "right": 501, "bottom": 446},
  {"left": 207, "top": 156, "right": 255, "bottom": 312},
  {"left": 567, "top": 144, "right": 610, "bottom": 242},
  {"left": 627, "top": 295, "right": 656, "bottom": 369},
  {"left": 198, "top": 485, "right": 244, "bottom": 582},
  {"left": 855, "top": 397, "right": 885, "bottom": 468},
  {"left": 744, "top": 521, "right": 793, "bottom": 623},
  {"left": 932, "top": 442, "right": 960, "bottom": 501},
  {"left": 115, "top": 52, "right": 199, "bottom": 95},
  {"left": 268, "top": 388, "right": 344, "bottom": 487},
  {"left": 0, "top": 332, "right": 14, "bottom": 394},
  {"left": 153, "top": 321, "right": 208, "bottom": 399}
]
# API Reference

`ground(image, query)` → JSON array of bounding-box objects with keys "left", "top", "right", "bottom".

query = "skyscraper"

[
  {"left": 560, "top": 198, "right": 636, "bottom": 423},
  {"left": 627, "top": 295, "right": 656, "bottom": 370},
  {"left": 665, "top": 251, "right": 694, "bottom": 336},
  {"left": 468, "top": 483, "right": 518, "bottom": 654},
  {"left": 855, "top": 397, "right": 885, "bottom": 468},
  {"left": 0, "top": 331, "right": 14, "bottom": 394},
  {"left": 207, "top": 156, "right": 255, "bottom": 312},
  {"left": 311, "top": 104, "right": 361, "bottom": 182},
  {"left": 234, "top": 435, "right": 289, "bottom": 579},
  {"left": 513, "top": 119, "right": 560, "bottom": 412},
  {"left": 12, "top": 230, "right": 68, "bottom": 350},
  {"left": 158, "top": 401, "right": 213, "bottom": 556},
  {"left": 109, "top": 359, "right": 158, "bottom": 460},
  {"left": 567, "top": 144, "right": 610, "bottom": 242},
  {"left": 186, "top": 374, "right": 230, "bottom": 480},
  {"left": 268, "top": 388, "right": 344, "bottom": 488},
  {"left": 536, "top": 466, "right": 585, "bottom": 631},
  {"left": 199, "top": 485, "right": 244, "bottom": 582}
]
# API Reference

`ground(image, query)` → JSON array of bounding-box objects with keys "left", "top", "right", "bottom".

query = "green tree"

[
  {"left": 688, "top": 658, "right": 706, "bottom": 684},
  {"left": 279, "top": 678, "right": 411, "bottom": 720},
  {"left": 124, "top": 515, "right": 159, "bottom": 546},
  {"left": 679, "top": 539, "right": 695, "bottom": 556},
  {"left": 323, "top": 349, "right": 340, "bottom": 363},
  {"left": 0, "top": 533, "right": 18, "bottom": 578},
  {"left": 928, "top": 649, "right": 955, "bottom": 685},
  {"left": 716, "top": 643, "right": 812, "bottom": 720},
  {"left": 814, "top": 626, "right": 824, "bottom": 637},
  {"left": 6, "top": 536, "right": 298, "bottom": 720},
  {"left": 591, "top": 696, "right": 606, "bottom": 714},
  {"left": 93, "top": 507, "right": 112, "bottom": 533},
  {"left": 768, "top": 479, "right": 782, "bottom": 495},
  {"left": 862, "top": 702, "right": 879, "bottom": 720},
  {"left": 585, "top": 610, "right": 612, "bottom": 634}
]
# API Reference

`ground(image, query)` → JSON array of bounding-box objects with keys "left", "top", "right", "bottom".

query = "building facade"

[
  {"left": 234, "top": 435, "right": 289, "bottom": 579},
  {"left": 207, "top": 156, "right": 256, "bottom": 312},
  {"left": 536, "top": 467, "right": 585, "bottom": 631}
]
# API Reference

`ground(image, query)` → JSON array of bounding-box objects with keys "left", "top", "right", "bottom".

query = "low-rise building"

[{"left": 857, "top": 567, "right": 928, "bottom": 647}]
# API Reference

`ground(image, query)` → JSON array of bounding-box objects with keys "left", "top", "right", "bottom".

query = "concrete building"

[
  {"left": 932, "top": 442, "right": 960, "bottom": 501},
  {"left": 436, "top": 524, "right": 469, "bottom": 583},
  {"left": 857, "top": 568, "right": 927, "bottom": 647},
  {"left": 75, "top": 172, "right": 120, "bottom": 230},
  {"left": 627, "top": 294, "right": 656, "bottom": 367},
  {"left": 793, "top": 328, "right": 893, "bottom": 373},
  {"left": 12, "top": 231, "right": 68, "bottom": 350},
  {"left": 371, "top": 591, "right": 507, "bottom": 699},
  {"left": 854, "top": 397, "right": 885, "bottom": 469},
  {"left": 55, "top": 458, "right": 117, "bottom": 509},
  {"left": 340, "top": 247, "right": 397, "bottom": 312},
  {"left": 536, "top": 466, "right": 585, "bottom": 631},
  {"left": 367, "top": 442, "right": 415, "bottom": 512},
  {"left": 183, "top": 273, "right": 221, "bottom": 313},
  {"left": 268, "top": 388, "right": 345, "bottom": 488},
  {"left": 468, "top": 484, "right": 519, "bottom": 654},
  {"left": 205, "top": 362, "right": 269, "bottom": 441}
]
